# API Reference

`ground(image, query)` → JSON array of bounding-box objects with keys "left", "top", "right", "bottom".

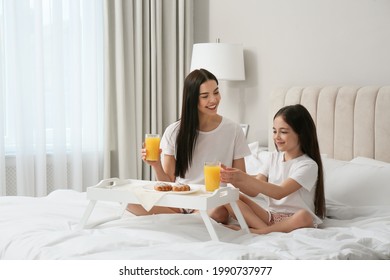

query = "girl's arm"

[{"left": 221, "top": 167, "right": 301, "bottom": 199}]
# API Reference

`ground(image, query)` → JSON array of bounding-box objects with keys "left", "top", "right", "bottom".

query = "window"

[{"left": 0, "top": 0, "right": 104, "bottom": 155}]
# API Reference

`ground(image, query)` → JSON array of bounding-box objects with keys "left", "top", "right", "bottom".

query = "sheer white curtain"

[
  {"left": 103, "top": 0, "right": 193, "bottom": 180},
  {"left": 0, "top": 0, "right": 104, "bottom": 196}
]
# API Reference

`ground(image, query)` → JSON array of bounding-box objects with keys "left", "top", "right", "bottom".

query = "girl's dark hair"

[
  {"left": 274, "top": 104, "right": 326, "bottom": 218},
  {"left": 175, "top": 68, "right": 218, "bottom": 178}
]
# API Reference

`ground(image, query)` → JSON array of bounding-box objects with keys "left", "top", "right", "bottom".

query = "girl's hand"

[{"left": 220, "top": 164, "right": 244, "bottom": 185}]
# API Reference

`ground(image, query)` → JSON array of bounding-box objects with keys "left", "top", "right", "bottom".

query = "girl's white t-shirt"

[
  {"left": 161, "top": 117, "right": 251, "bottom": 185},
  {"left": 258, "top": 151, "right": 322, "bottom": 225}
]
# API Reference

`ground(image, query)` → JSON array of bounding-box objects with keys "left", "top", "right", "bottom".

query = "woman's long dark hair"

[
  {"left": 274, "top": 104, "right": 326, "bottom": 218},
  {"left": 175, "top": 69, "right": 218, "bottom": 178}
]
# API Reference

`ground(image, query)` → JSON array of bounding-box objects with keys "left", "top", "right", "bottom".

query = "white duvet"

[{"left": 0, "top": 190, "right": 389, "bottom": 260}]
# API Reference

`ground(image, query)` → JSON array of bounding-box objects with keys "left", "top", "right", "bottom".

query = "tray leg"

[
  {"left": 229, "top": 201, "right": 250, "bottom": 234},
  {"left": 118, "top": 202, "right": 128, "bottom": 217},
  {"left": 77, "top": 200, "right": 97, "bottom": 229},
  {"left": 199, "top": 210, "right": 219, "bottom": 242}
]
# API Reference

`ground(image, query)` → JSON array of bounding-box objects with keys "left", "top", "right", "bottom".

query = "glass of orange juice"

[
  {"left": 145, "top": 134, "right": 160, "bottom": 161},
  {"left": 204, "top": 161, "right": 221, "bottom": 192}
]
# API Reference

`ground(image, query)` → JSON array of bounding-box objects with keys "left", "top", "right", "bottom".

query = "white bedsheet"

[{"left": 1, "top": 190, "right": 389, "bottom": 260}]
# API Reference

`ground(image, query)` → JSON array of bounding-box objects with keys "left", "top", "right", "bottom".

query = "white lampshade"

[{"left": 190, "top": 43, "right": 245, "bottom": 81}]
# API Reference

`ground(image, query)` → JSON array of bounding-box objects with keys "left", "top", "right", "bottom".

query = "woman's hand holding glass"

[{"left": 141, "top": 143, "right": 162, "bottom": 167}]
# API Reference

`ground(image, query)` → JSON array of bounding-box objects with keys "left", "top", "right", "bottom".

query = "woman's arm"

[
  {"left": 141, "top": 147, "right": 175, "bottom": 182},
  {"left": 232, "top": 157, "right": 246, "bottom": 172},
  {"left": 160, "top": 154, "right": 176, "bottom": 182}
]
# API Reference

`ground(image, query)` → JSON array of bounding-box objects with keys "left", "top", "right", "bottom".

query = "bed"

[{"left": 1, "top": 86, "right": 390, "bottom": 260}]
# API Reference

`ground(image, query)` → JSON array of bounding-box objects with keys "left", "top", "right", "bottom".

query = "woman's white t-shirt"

[
  {"left": 258, "top": 151, "right": 322, "bottom": 225},
  {"left": 161, "top": 117, "right": 251, "bottom": 185}
]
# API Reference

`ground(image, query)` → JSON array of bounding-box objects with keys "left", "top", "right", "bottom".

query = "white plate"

[{"left": 142, "top": 184, "right": 201, "bottom": 194}]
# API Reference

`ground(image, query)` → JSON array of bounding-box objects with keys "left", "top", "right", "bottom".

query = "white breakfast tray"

[{"left": 78, "top": 178, "right": 249, "bottom": 241}]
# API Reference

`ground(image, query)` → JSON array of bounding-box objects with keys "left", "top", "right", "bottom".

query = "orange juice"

[
  {"left": 204, "top": 162, "right": 221, "bottom": 192},
  {"left": 145, "top": 134, "right": 160, "bottom": 161}
]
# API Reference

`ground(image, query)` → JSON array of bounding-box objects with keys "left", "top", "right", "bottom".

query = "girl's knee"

[
  {"left": 293, "top": 209, "right": 314, "bottom": 228},
  {"left": 209, "top": 206, "right": 229, "bottom": 224}
]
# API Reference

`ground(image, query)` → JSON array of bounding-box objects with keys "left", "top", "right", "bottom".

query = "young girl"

[
  {"left": 220, "top": 104, "right": 325, "bottom": 234},
  {"left": 127, "top": 68, "right": 250, "bottom": 220}
]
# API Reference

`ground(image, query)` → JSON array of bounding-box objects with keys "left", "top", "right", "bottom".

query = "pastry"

[
  {"left": 172, "top": 184, "right": 191, "bottom": 192},
  {"left": 153, "top": 182, "right": 172, "bottom": 192}
]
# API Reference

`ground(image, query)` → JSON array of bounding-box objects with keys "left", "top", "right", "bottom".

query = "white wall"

[{"left": 194, "top": 0, "right": 390, "bottom": 145}]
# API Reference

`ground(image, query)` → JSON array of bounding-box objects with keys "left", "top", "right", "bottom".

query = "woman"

[{"left": 127, "top": 68, "right": 251, "bottom": 222}]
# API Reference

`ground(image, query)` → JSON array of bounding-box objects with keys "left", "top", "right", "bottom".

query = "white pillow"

[
  {"left": 248, "top": 141, "right": 259, "bottom": 159},
  {"left": 245, "top": 142, "right": 269, "bottom": 175},
  {"left": 350, "top": 156, "right": 390, "bottom": 167},
  {"left": 323, "top": 158, "right": 390, "bottom": 207}
]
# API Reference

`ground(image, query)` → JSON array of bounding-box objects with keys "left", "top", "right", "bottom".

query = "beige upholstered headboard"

[{"left": 270, "top": 86, "right": 390, "bottom": 163}]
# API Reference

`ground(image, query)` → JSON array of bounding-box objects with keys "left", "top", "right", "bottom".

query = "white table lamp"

[{"left": 190, "top": 43, "right": 245, "bottom": 81}]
